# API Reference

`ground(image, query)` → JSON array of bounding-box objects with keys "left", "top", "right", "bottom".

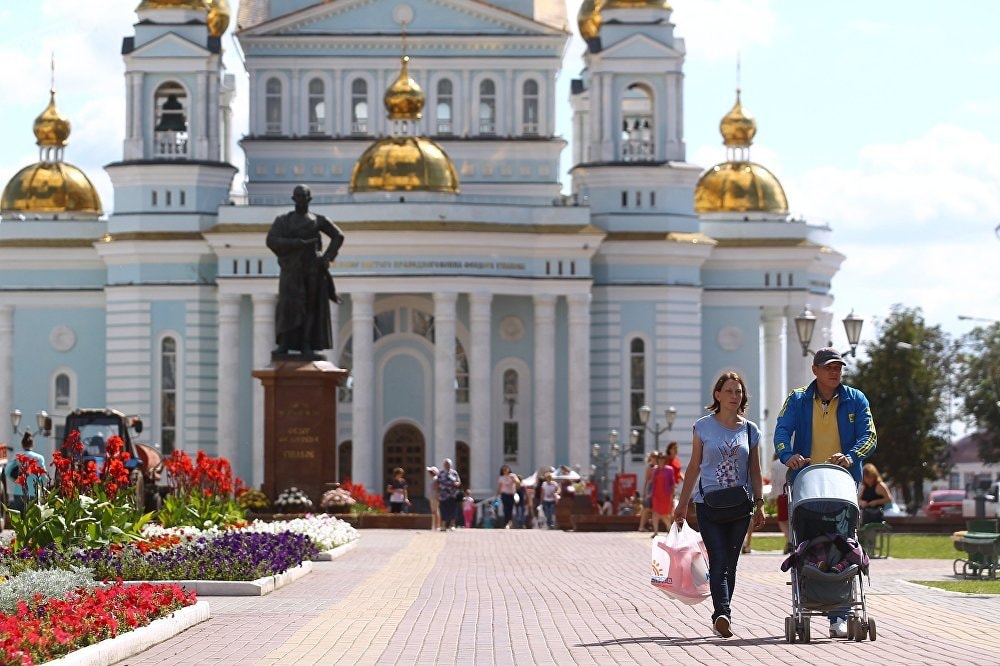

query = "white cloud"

[
  {"left": 788, "top": 125, "right": 1000, "bottom": 340},
  {"left": 670, "top": 0, "right": 779, "bottom": 61}
]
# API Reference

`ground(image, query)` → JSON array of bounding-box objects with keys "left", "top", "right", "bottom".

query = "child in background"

[{"left": 462, "top": 488, "right": 476, "bottom": 528}]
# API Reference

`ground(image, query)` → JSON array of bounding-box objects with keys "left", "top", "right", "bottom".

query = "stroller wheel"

[
  {"left": 785, "top": 616, "right": 796, "bottom": 644},
  {"left": 846, "top": 617, "right": 856, "bottom": 640},
  {"left": 854, "top": 621, "right": 866, "bottom": 642},
  {"left": 800, "top": 616, "right": 811, "bottom": 643},
  {"left": 868, "top": 618, "right": 877, "bottom": 641}
]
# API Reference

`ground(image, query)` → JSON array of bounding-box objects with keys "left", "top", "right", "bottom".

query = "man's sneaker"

[
  {"left": 829, "top": 619, "right": 848, "bottom": 638},
  {"left": 713, "top": 615, "right": 733, "bottom": 638}
]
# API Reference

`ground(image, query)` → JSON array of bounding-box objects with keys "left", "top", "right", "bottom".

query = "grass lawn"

[
  {"left": 916, "top": 579, "right": 1000, "bottom": 593},
  {"left": 749, "top": 533, "right": 956, "bottom": 558}
]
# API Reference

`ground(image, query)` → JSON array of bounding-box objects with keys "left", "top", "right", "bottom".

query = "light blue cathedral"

[{"left": 0, "top": 0, "right": 844, "bottom": 499}]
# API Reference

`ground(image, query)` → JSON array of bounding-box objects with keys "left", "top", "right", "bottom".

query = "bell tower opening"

[{"left": 154, "top": 82, "right": 189, "bottom": 158}]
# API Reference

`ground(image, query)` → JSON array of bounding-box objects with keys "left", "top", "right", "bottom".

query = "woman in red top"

[
  {"left": 665, "top": 441, "right": 683, "bottom": 493},
  {"left": 650, "top": 451, "right": 677, "bottom": 537}
]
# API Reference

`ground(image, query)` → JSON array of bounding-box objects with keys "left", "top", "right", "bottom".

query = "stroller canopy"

[{"left": 790, "top": 464, "right": 858, "bottom": 517}]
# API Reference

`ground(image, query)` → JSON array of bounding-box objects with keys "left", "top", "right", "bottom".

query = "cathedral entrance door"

[{"left": 383, "top": 423, "right": 426, "bottom": 500}]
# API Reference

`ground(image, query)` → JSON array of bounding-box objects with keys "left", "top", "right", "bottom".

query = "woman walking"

[
  {"left": 495, "top": 464, "right": 520, "bottom": 529},
  {"left": 649, "top": 452, "right": 676, "bottom": 538},
  {"left": 673, "top": 371, "right": 765, "bottom": 638}
]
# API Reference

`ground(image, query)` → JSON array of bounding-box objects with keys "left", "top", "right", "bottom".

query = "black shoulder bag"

[{"left": 699, "top": 422, "right": 754, "bottom": 524}]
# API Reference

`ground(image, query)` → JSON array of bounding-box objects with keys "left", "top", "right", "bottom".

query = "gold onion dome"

[
  {"left": 34, "top": 90, "right": 71, "bottom": 147},
  {"left": 206, "top": 0, "right": 231, "bottom": 38},
  {"left": 693, "top": 90, "right": 787, "bottom": 214},
  {"left": 2, "top": 89, "right": 102, "bottom": 214},
  {"left": 1, "top": 163, "right": 102, "bottom": 214},
  {"left": 720, "top": 90, "right": 756, "bottom": 147},
  {"left": 384, "top": 56, "right": 424, "bottom": 120},
  {"left": 577, "top": 0, "right": 602, "bottom": 41},
  {"left": 350, "top": 137, "right": 459, "bottom": 193}
]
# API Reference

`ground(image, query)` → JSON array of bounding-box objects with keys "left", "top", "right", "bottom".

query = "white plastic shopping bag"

[{"left": 650, "top": 521, "right": 710, "bottom": 605}]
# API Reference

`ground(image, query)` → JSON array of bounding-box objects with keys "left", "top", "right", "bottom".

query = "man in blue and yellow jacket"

[
  {"left": 774, "top": 347, "right": 877, "bottom": 484},
  {"left": 773, "top": 346, "right": 877, "bottom": 638}
]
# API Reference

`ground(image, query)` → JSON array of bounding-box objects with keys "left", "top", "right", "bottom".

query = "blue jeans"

[
  {"left": 695, "top": 502, "right": 752, "bottom": 622},
  {"left": 500, "top": 493, "right": 515, "bottom": 527},
  {"left": 542, "top": 500, "right": 556, "bottom": 528}
]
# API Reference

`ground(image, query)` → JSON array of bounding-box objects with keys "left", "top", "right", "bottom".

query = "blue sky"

[{"left": 1, "top": 0, "right": 997, "bottom": 351}]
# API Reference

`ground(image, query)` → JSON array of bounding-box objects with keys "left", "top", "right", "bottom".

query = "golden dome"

[
  {"left": 33, "top": 90, "right": 71, "bottom": 147},
  {"left": 1, "top": 161, "right": 102, "bottom": 214},
  {"left": 693, "top": 161, "right": 787, "bottom": 214},
  {"left": 384, "top": 56, "right": 424, "bottom": 120},
  {"left": 206, "top": 0, "right": 231, "bottom": 37},
  {"left": 135, "top": 0, "right": 208, "bottom": 10},
  {"left": 720, "top": 90, "right": 756, "bottom": 147},
  {"left": 577, "top": 0, "right": 602, "bottom": 41},
  {"left": 350, "top": 136, "right": 459, "bottom": 193},
  {"left": 601, "top": 0, "right": 671, "bottom": 11}
]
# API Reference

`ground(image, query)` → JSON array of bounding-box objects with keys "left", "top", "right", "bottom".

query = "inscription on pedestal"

[{"left": 253, "top": 361, "right": 348, "bottom": 506}]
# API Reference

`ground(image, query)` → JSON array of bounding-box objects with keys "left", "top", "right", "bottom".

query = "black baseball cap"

[{"left": 813, "top": 347, "right": 845, "bottom": 366}]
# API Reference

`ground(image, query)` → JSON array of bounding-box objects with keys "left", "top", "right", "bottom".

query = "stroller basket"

[{"left": 799, "top": 564, "right": 859, "bottom": 609}]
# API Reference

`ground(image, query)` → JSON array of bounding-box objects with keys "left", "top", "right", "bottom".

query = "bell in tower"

[{"left": 155, "top": 94, "right": 187, "bottom": 132}]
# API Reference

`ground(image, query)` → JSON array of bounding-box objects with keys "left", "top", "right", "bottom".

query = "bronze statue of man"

[{"left": 266, "top": 184, "right": 345, "bottom": 358}]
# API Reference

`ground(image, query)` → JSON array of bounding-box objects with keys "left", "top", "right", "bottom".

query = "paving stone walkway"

[{"left": 116, "top": 529, "right": 998, "bottom": 665}]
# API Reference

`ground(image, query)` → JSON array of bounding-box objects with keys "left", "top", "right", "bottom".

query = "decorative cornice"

[
  {"left": 0, "top": 238, "right": 95, "bottom": 248},
  {"left": 712, "top": 238, "right": 821, "bottom": 248},
  {"left": 207, "top": 222, "right": 603, "bottom": 234},
  {"left": 604, "top": 232, "right": 715, "bottom": 245},
  {"left": 105, "top": 232, "right": 207, "bottom": 242}
]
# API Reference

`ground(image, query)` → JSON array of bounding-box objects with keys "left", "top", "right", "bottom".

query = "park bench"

[{"left": 952, "top": 519, "right": 1000, "bottom": 579}]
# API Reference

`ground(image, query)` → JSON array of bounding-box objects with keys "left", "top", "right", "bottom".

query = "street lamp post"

[
  {"left": 637, "top": 405, "right": 677, "bottom": 452},
  {"left": 793, "top": 307, "right": 865, "bottom": 358},
  {"left": 10, "top": 409, "right": 52, "bottom": 438},
  {"left": 590, "top": 430, "right": 619, "bottom": 499}
]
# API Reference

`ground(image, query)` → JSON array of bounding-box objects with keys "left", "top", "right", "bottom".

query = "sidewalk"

[{"left": 117, "top": 529, "right": 1000, "bottom": 665}]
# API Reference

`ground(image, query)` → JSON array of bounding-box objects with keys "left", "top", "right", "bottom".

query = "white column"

[
  {"left": 195, "top": 71, "right": 208, "bottom": 159},
  {"left": 208, "top": 70, "right": 220, "bottom": 161},
  {"left": 567, "top": 292, "right": 591, "bottom": 475},
  {"left": 533, "top": 294, "right": 557, "bottom": 470},
  {"left": 0, "top": 306, "right": 13, "bottom": 442},
  {"left": 330, "top": 300, "right": 340, "bottom": 365},
  {"left": 216, "top": 293, "right": 240, "bottom": 462},
  {"left": 762, "top": 309, "right": 787, "bottom": 465},
  {"left": 469, "top": 292, "right": 492, "bottom": 494},
  {"left": 433, "top": 292, "right": 458, "bottom": 469},
  {"left": 251, "top": 293, "right": 275, "bottom": 488},
  {"left": 351, "top": 292, "right": 375, "bottom": 489}
]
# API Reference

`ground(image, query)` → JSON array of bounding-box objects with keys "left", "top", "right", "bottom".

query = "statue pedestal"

[{"left": 252, "top": 360, "right": 348, "bottom": 505}]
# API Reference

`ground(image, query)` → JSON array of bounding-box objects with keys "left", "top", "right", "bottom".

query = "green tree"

[
  {"left": 956, "top": 322, "right": 1000, "bottom": 460},
  {"left": 848, "top": 305, "right": 951, "bottom": 512}
]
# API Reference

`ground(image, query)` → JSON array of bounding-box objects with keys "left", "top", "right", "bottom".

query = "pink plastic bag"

[{"left": 650, "top": 522, "right": 710, "bottom": 605}]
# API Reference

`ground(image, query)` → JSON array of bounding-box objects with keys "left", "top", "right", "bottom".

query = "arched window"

[
  {"left": 55, "top": 374, "right": 71, "bottom": 409},
  {"left": 308, "top": 78, "right": 325, "bottom": 135},
  {"left": 455, "top": 340, "right": 469, "bottom": 403},
  {"left": 522, "top": 79, "right": 539, "bottom": 136},
  {"left": 478, "top": 79, "right": 496, "bottom": 135},
  {"left": 351, "top": 79, "right": 368, "bottom": 134},
  {"left": 621, "top": 83, "right": 654, "bottom": 162},
  {"left": 160, "top": 336, "right": 178, "bottom": 454},
  {"left": 436, "top": 79, "right": 453, "bottom": 135},
  {"left": 503, "top": 369, "right": 519, "bottom": 462},
  {"left": 629, "top": 337, "right": 646, "bottom": 459},
  {"left": 153, "top": 81, "right": 188, "bottom": 158},
  {"left": 265, "top": 77, "right": 282, "bottom": 135}
]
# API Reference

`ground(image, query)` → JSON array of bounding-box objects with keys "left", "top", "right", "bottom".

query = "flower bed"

[{"left": 0, "top": 582, "right": 195, "bottom": 665}]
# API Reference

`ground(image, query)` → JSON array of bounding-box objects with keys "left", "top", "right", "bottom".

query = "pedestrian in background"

[
  {"left": 769, "top": 453, "right": 791, "bottom": 553},
  {"left": 774, "top": 347, "right": 877, "bottom": 638},
  {"left": 495, "top": 464, "right": 520, "bottom": 529},
  {"left": 540, "top": 472, "right": 559, "bottom": 528},
  {"left": 513, "top": 483, "right": 528, "bottom": 528},
  {"left": 436, "top": 459, "right": 462, "bottom": 531},
  {"left": 636, "top": 451, "right": 657, "bottom": 532},
  {"left": 387, "top": 467, "right": 409, "bottom": 514},
  {"left": 426, "top": 466, "right": 441, "bottom": 531},
  {"left": 5, "top": 432, "right": 47, "bottom": 515},
  {"left": 673, "top": 371, "right": 765, "bottom": 639},
  {"left": 649, "top": 451, "right": 676, "bottom": 538},
  {"left": 462, "top": 488, "right": 477, "bottom": 528}
]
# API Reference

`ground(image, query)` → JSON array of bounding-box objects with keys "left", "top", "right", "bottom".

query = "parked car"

[{"left": 924, "top": 490, "right": 965, "bottom": 519}]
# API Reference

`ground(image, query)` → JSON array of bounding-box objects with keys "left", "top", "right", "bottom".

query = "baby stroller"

[{"left": 781, "top": 464, "right": 874, "bottom": 643}]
